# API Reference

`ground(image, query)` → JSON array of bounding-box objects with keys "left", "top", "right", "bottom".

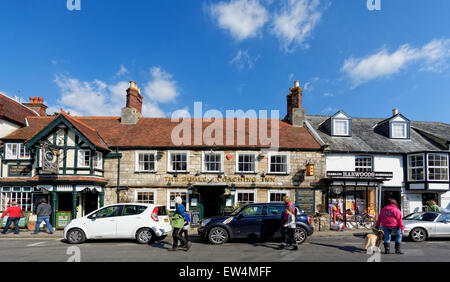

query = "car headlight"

[{"left": 201, "top": 219, "right": 212, "bottom": 227}]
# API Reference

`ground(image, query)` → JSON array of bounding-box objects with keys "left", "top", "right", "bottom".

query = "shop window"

[
  {"left": 1, "top": 188, "right": 32, "bottom": 212},
  {"left": 408, "top": 154, "right": 425, "bottom": 181},
  {"left": 269, "top": 192, "right": 288, "bottom": 203},
  {"left": 168, "top": 191, "right": 187, "bottom": 211},
  {"left": 355, "top": 156, "right": 373, "bottom": 172},
  {"left": 93, "top": 152, "right": 103, "bottom": 170},
  {"left": 237, "top": 192, "right": 255, "bottom": 205},
  {"left": 168, "top": 152, "right": 188, "bottom": 172},
  {"left": 237, "top": 153, "right": 257, "bottom": 173},
  {"left": 203, "top": 152, "right": 223, "bottom": 173},
  {"left": 136, "top": 152, "right": 156, "bottom": 172},
  {"left": 78, "top": 150, "right": 91, "bottom": 168},
  {"left": 428, "top": 153, "right": 449, "bottom": 181},
  {"left": 135, "top": 190, "right": 155, "bottom": 204},
  {"left": 268, "top": 154, "right": 289, "bottom": 174}
]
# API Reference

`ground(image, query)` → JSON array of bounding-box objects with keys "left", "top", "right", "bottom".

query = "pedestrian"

[
  {"left": 425, "top": 200, "right": 440, "bottom": 212},
  {"left": 1, "top": 201, "right": 24, "bottom": 235},
  {"left": 278, "top": 196, "right": 296, "bottom": 249},
  {"left": 284, "top": 206, "right": 298, "bottom": 250},
  {"left": 179, "top": 210, "right": 191, "bottom": 242},
  {"left": 375, "top": 199, "right": 405, "bottom": 255},
  {"left": 168, "top": 196, "right": 192, "bottom": 251},
  {"left": 32, "top": 198, "right": 54, "bottom": 235}
]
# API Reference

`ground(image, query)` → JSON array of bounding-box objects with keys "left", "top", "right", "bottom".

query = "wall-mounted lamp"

[{"left": 306, "top": 162, "right": 314, "bottom": 176}]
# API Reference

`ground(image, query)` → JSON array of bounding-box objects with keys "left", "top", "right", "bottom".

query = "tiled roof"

[
  {"left": 0, "top": 93, "right": 39, "bottom": 126},
  {"left": 2, "top": 115, "right": 322, "bottom": 150},
  {"left": 306, "top": 115, "right": 447, "bottom": 153}
]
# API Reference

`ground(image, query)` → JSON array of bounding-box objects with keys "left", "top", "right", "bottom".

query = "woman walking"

[
  {"left": 168, "top": 197, "right": 192, "bottom": 251},
  {"left": 375, "top": 199, "right": 405, "bottom": 255},
  {"left": 279, "top": 196, "right": 296, "bottom": 249}
]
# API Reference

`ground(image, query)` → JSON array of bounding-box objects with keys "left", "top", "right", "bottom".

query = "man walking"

[
  {"left": 32, "top": 198, "right": 54, "bottom": 234},
  {"left": 1, "top": 201, "right": 24, "bottom": 235}
]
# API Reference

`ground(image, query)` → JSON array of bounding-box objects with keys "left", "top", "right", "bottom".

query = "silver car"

[{"left": 403, "top": 212, "right": 450, "bottom": 242}]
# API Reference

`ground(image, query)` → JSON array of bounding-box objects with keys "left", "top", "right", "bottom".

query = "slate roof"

[
  {"left": 306, "top": 115, "right": 449, "bottom": 153},
  {"left": 410, "top": 121, "right": 450, "bottom": 143}
]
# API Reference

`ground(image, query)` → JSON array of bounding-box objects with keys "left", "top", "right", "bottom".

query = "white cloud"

[
  {"left": 230, "top": 50, "right": 255, "bottom": 70},
  {"left": 271, "top": 0, "right": 324, "bottom": 52},
  {"left": 208, "top": 0, "right": 269, "bottom": 41},
  {"left": 342, "top": 39, "right": 450, "bottom": 88},
  {"left": 115, "top": 64, "right": 129, "bottom": 77},
  {"left": 144, "top": 67, "right": 179, "bottom": 104},
  {"left": 321, "top": 106, "right": 334, "bottom": 114}
]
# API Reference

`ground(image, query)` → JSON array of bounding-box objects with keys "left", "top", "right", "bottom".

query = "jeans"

[
  {"left": 172, "top": 228, "right": 187, "bottom": 248},
  {"left": 2, "top": 217, "right": 20, "bottom": 234},
  {"left": 34, "top": 216, "right": 54, "bottom": 233},
  {"left": 382, "top": 227, "right": 402, "bottom": 244}
]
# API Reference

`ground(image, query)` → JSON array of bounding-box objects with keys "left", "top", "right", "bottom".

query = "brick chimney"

[
  {"left": 121, "top": 81, "right": 143, "bottom": 124},
  {"left": 285, "top": 81, "right": 305, "bottom": 127},
  {"left": 23, "top": 97, "right": 47, "bottom": 116}
]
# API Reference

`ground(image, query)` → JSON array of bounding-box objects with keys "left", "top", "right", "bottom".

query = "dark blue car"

[{"left": 198, "top": 203, "right": 314, "bottom": 245}]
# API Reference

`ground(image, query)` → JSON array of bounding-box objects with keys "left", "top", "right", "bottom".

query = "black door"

[
  {"left": 58, "top": 193, "right": 73, "bottom": 211},
  {"left": 199, "top": 188, "right": 224, "bottom": 217},
  {"left": 84, "top": 193, "right": 99, "bottom": 215}
]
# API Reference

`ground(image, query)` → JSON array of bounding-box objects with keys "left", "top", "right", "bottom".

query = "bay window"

[
  {"left": 428, "top": 153, "right": 449, "bottom": 181},
  {"left": 5, "top": 144, "right": 30, "bottom": 160},
  {"left": 408, "top": 154, "right": 425, "bottom": 181},
  {"left": 78, "top": 150, "right": 91, "bottom": 168}
]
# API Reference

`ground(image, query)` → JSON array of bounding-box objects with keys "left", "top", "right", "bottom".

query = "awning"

[{"left": 37, "top": 185, "right": 102, "bottom": 192}]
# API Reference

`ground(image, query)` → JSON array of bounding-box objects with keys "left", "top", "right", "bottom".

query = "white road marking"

[{"left": 27, "top": 242, "right": 46, "bottom": 247}]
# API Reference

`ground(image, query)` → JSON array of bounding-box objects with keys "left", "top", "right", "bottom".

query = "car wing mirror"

[{"left": 237, "top": 214, "right": 244, "bottom": 220}]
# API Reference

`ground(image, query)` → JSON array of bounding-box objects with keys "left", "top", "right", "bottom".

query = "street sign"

[{"left": 55, "top": 211, "right": 72, "bottom": 229}]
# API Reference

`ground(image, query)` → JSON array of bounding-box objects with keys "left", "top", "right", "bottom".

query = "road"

[{"left": 0, "top": 233, "right": 449, "bottom": 262}]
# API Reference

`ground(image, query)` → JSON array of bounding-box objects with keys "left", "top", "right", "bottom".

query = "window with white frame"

[
  {"left": 167, "top": 191, "right": 188, "bottom": 211},
  {"left": 237, "top": 191, "right": 255, "bottom": 205},
  {"left": 237, "top": 153, "right": 257, "bottom": 173},
  {"left": 5, "top": 144, "right": 30, "bottom": 160},
  {"left": 93, "top": 152, "right": 103, "bottom": 170},
  {"left": 355, "top": 156, "right": 373, "bottom": 172},
  {"left": 203, "top": 152, "right": 223, "bottom": 173},
  {"left": 268, "top": 154, "right": 289, "bottom": 174},
  {"left": 408, "top": 154, "right": 425, "bottom": 181},
  {"left": 169, "top": 152, "right": 188, "bottom": 172},
  {"left": 269, "top": 191, "right": 289, "bottom": 203},
  {"left": 78, "top": 150, "right": 91, "bottom": 168},
  {"left": 428, "top": 153, "right": 449, "bottom": 181},
  {"left": 136, "top": 151, "right": 156, "bottom": 172},
  {"left": 391, "top": 123, "right": 407, "bottom": 139},
  {"left": 135, "top": 190, "right": 156, "bottom": 204},
  {"left": 333, "top": 120, "right": 349, "bottom": 136},
  {"left": 1, "top": 187, "right": 32, "bottom": 212}
]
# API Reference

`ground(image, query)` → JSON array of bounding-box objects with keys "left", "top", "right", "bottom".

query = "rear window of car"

[
  {"left": 122, "top": 205, "right": 148, "bottom": 216},
  {"left": 157, "top": 206, "right": 168, "bottom": 216},
  {"left": 267, "top": 205, "right": 284, "bottom": 215},
  {"left": 404, "top": 213, "right": 439, "bottom": 222}
]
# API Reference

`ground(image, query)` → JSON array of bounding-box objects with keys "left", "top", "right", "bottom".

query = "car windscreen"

[
  {"left": 404, "top": 213, "right": 439, "bottom": 222},
  {"left": 230, "top": 206, "right": 246, "bottom": 216}
]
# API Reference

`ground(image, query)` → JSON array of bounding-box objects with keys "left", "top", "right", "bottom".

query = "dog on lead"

[{"left": 365, "top": 229, "right": 384, "bottom": 254}]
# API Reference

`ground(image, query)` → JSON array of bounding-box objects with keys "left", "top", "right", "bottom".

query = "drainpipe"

[{"left": 116, "top": 148, "right": 121, "bottom": 203}]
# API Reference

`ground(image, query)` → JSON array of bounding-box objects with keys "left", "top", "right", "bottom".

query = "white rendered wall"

[{"left": 0, "top": 119, "right": 20, "bottom": 138}]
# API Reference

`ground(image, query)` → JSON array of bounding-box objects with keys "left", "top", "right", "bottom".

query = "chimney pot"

[
  {"left": 393, "top": 108, "right": 399, "bottom": 116},
  {"left": 294, "top": 80, "right": 300, "bottom": 88}
]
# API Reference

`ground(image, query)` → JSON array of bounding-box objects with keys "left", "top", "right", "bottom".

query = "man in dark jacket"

[{"left": 32, "top": 198, "right": 54, "bottom": 234}]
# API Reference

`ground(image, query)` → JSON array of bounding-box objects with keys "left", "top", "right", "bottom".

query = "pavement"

[{"left": 1, "top": 229, "right": 449, "bottom": 262}]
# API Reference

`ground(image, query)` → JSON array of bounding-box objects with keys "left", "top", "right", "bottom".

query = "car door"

[
  {"left": 232, "top": 205, "right": 265, "bottom": 238},
  {"left": 435, "top": 214, "right": 450, "bottom": 237},
  {"left": 260, "top": 205, "right": 284, "bottom": 239},
  {"left": 116, "top": 205, "right": 148, "bottom": 238},
  {"left": 86, "top": 205, "right": 122, "bottom": 239}
]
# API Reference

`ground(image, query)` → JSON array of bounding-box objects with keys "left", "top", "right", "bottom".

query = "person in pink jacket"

[{"left": 375, "top": 199, "right": 404, "bottom": 255}]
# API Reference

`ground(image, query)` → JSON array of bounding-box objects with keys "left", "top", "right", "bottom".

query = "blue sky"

[{"left": 0, "top": 0, "right": 449, "bottom": 122}]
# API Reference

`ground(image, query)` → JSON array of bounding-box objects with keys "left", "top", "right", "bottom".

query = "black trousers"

[
  {"left": 287, "top": 228, "right": 297, "bottom": 247},
  {"left": 280, "top": 226, "right": 288, "bottom": 246},
  {"left": 172, "top": 228, "right": 187, "bottom": 248},
  {"left": 179, "top": 227, "right": 189, "bottom": 240}
]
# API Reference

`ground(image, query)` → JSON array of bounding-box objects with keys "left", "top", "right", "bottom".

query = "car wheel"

[
  {"left": 294, "top": 227, "right": 307, "bottom": 245},
  {"left": 136, "top": 228, "right": 155, "bottom": 244},
  {"left": 410, "top": 228, "right": 427, "bottom": 242},
  {"left": 208, "top": 227, "right": 229, "bottom": 245},
  {"left": 67, "top": 228, "right": 86, "bottom": 244}
]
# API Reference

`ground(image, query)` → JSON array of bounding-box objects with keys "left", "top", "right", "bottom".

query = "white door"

[
  {"left": 116, "top": 205, "right": 149, "bottom": 238},
  {"left": 86, "top": 205, "right": 122, "bottom": 239},
  {"left": 435, "top": 214, "right": 450, "bottom": 237}
]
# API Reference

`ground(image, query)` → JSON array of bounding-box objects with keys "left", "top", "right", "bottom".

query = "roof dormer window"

[
  {"left": 331, "top": 110, "right": 352, "bottom": 137},
  {"left": 391, "top": 122, "right": 408, "bottom": 139}
]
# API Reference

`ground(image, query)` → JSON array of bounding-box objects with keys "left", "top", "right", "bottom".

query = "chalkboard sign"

[
  {"left": 8, "top": 165, "right": 32, "bottom": 177},
  {"left": 296, "top": 189, "right": 315, "bottom": 215},
  {"left": 190, "top": 211, "right": 200, "bottom": 227},
  {"left": 1, "top": 212, "right": 30, "bottom": 228},
  {"left": 55, "top": 211, "right": 72, "bottom": 229}
]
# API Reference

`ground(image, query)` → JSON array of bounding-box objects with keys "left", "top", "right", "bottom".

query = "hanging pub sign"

[{"left": 41, "top": 144, "right": 59, "bottom": 174}]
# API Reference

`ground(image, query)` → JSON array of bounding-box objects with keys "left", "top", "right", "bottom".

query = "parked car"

[
  {"left": 403, "top": 212, "right": 450, "bottom": 242},
  {"left": 198, "top": 203, "right": 314, "bottom": 245},
  {"left": 64, "top": 203, "right": 172, "bottom": 244}
]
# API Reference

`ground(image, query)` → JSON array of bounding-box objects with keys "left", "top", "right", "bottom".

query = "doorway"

[
  {"left": 84, "top": 193, "right": 99, "bottom": 215},
  {"left": 382, "top": 189, "right": 401, "bottom": 208},
  {"left": 198, "top": 187, "right": 226, "bottom": 218},
  {"left": 58, "top": 193, "right": 73, "bottom": 212}
]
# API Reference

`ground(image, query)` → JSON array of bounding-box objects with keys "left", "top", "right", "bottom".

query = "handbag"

[{"left": 171, "top": 214, "right": 185, "bottom": 229}]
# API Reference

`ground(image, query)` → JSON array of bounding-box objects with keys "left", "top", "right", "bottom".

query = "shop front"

[{"left": 325, "top": 171, "right": 393, "bottom": 229}]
